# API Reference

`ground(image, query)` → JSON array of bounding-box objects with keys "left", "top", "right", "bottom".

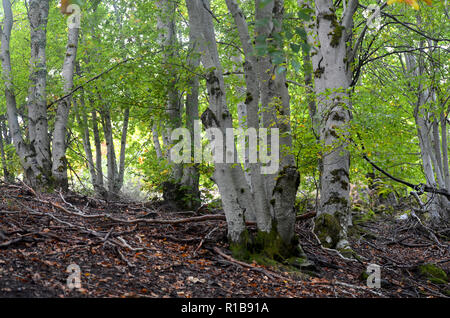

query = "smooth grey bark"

[
  {"left": 152, "top": 123, "right": 163, "bottom": 160},
  {"left": 90, "top": 108, "right": 104, "bottom": 190},
  {"left": 303, "top": 52, "right": 319, "bottom": 137},
  {"left": 117, "top": 107, "right": 129, "bottom": 192},
  {"left": 100, "top": 105, "right": 117, "bottom": 195},
  {"left": 180, "top": 16, "right": 201, "bottom": 209},
  {"left": 98, "top": 101, "right": 129, "bottom": 197},
  {"left": 232, "top": 55, "right": 253, "bottom": 194},
  {"left": 75, "top": 97, "right": 96, "bottom": 188},
  {"left": 301, "top": 0, "right": 358, "bottom": 250},
  {"left": 75, "top": 90, "right": 107, "bottom": 197},
  {"left": 52, "top": 21, "right": 80, "bottom": 190},
  {"left": 0, "top": 117, "right": 13, "bottom": 181},
  {"left": 405, "top": 52, "right": 449, "bottom": 223},
  {"left": 95, "top": 84, "right": 130, "bottom": 197},
  {"left": 0, "top": 120, "right": 11, "bottom": 181},
  {"left": 441, "top": 109, "right": 450, "bottom": 192},
  {"left": 1, "top": 0, "right": 50, "bottom": 189},
  {"left": 226, "top": 0, "right": 300, "bottom": 243},
  {"left": 185, "top": 0, "right": 300, "bottom": 246},
  {"left": 157, "top": 0, "right": 183, "bottom": 182},
  {"left": 26, "top": 0, "right": 52, "bottom": 187},
  {"left": 186, "top": 0, "right": 254, "bottom": 243}
]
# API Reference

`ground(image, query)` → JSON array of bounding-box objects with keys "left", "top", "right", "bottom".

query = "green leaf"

[
  {"left": 297, "top": 9, "right": 311, "bottom": 21},
  {"left": 295, "top": 27, "right": 307, "bottom": 41},
  {"left": 291, "top": 58, "right": 301, "bottom": 72},
  {"left": 290, "top": 43, "right": 301, "bottom": 53},
  {"left": 301, "top": 42, "right": 311, "bottom": 54}
]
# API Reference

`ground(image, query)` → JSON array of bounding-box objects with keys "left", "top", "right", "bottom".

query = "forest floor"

[{"left": 0, "top": 182, "right": 448, "bottom": 298}]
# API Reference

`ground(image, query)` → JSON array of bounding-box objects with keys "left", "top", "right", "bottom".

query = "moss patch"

[
  {"left": 418, "top": 263, "right": 448, "bottom": 285},
  {"left": 314, "top": 213, "right": 342, "bottom": 249},
  {"left": 230, "top": 225, "right": 309, "bottom": 272},
  {"left": 323, "top": 13, "right": 344, "bottom": 47}
]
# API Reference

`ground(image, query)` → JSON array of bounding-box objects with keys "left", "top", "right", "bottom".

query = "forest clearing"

[{"left": 0, "top": 0, "right": 449, "bottom": 300}]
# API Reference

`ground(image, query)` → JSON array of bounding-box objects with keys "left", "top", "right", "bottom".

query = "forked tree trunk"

[
  {"left": 1, "top": 0, "right": 53, "bottom": 190},
  {"left": 98, "top": 99, "right": 130, "bottom": 198},
  {"left": 405, "top": 52, "right": 450, "bottom": 223},
  {"left": 186, "top": 0, "right": 301, "bottom": 259}
]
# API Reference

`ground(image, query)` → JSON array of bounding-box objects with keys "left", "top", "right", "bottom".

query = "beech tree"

[
  {"left": 1, "top": 0, "right": 79, "bottom": 191},
  {"left": 186, "top": 0, "right": 302, "bottom": 261}
]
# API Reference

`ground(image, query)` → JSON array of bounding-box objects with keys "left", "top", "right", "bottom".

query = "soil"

[{"left": 0, "top": 182, "right": 448, "bottom": 298}]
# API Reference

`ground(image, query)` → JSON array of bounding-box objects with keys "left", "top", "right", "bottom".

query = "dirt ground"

[{"left": 0, "top": 182, "right": 448, "bottom": 298}]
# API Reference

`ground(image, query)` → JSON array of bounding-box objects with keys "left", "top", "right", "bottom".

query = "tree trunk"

[
  {"left": 0, "top": 120, "right": 11, "bottom": 181},
  {"left": 180, "top": 17, "right": 201, "bottom": 209},
  {"left": 75, "top": 90, "right": 107, "bottom": 197},
  {"left": 99, "top": 104, "right": 118, "bottom": 196},
  {"left": 1, "top": 0, "right": 50, "bottom": 190},
  {"left": 116, "top": 107, "right": 130, "bottom": 193},
  {"left": 185, "top": 0, "right": 302, "bottom": 262},
  {"left": 152, "top": 123, "right": 163, "bottom": 160},
  {"left": 52, "top": 20, "right": 80, "bottom": 190},
  {"left": 157, "top": 0, "right": 185, "bottom": 205},
  {"left": 405, "top": 51, "right": 449, "bottom": 223},
  {"left": 90, "top": 107, "right": 104, "bottom": 191},
  {"left": 303, "top": 0, "right": 358, "bottom": 251},
  {"left": 26, "top": 0, "right": 53, "bottom": 189},
  {"left": 186, "top": 0, "right": 253, "bottom": 244}
]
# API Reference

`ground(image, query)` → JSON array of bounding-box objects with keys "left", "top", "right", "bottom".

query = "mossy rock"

[
  {"left": 417, "top": 263, "right": 448, "bottom": 285},
  {"left": 314, "top": 213, "right": 342, "bottom": 249}
]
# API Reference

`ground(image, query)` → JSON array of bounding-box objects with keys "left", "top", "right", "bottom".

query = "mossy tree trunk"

[
  {"left": 301, "top": 0, "right": 358, "bottom": 250},
  {"left": 157, "top": 0, "right": 201, "bottom": 210},
  {"left": 186, "top": 0, "right": 301, "bottom": 260}
]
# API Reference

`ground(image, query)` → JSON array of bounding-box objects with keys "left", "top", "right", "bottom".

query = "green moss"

[
  {"left": 314, "top": 66, "right": 324, "bottom": 78},
  {"left": 331, "top": 169, "right": 348, "bottom": 187},
  {"left": 273, "top": 186, "right": 283, "bottom": 194},
  {"left": 314, "top": 213, "right": 342, "bottom": 248},
  {"left": 359, "top": 270, "right": 369, "bottom": 282},
  {"left": 245, "top": 92, "right": 253, "bottom": 104},
  {"left": 332, "top": 112, "right": 346, "bottom": 122},
  {"left": 230, "top": 224, "right": 305, "bottom": 269},
  {"left": 323, "top": 13, "right": 344, "bottom": 48},
  {"left": 338, "top": 247, "right": 356, "bottom": 259},
  {"left": 324, "top": 195, "right": 348, "bottom": 207},
  {"left": 418, "top": 263, "right": 448, "bottom": 285},
  {"left": 230, "top": 230, "right": 252, "bottom": 261}
]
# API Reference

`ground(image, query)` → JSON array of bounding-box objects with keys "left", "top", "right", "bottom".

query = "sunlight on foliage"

[{"left": 387, "top": 0, "right": 432, "bottom": 10}]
